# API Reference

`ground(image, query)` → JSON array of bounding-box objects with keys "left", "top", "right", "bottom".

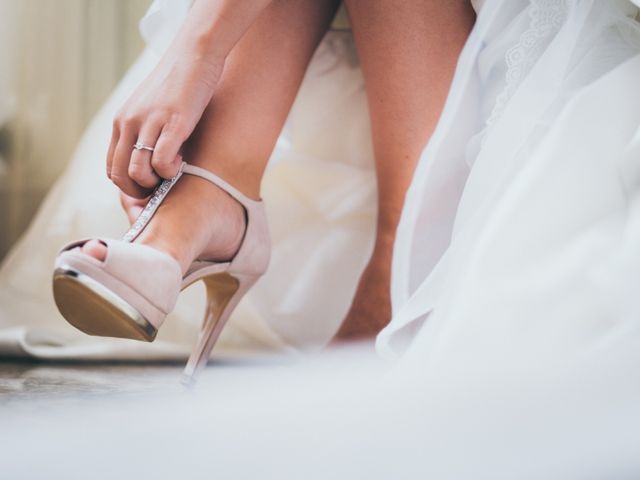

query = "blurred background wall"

[{"left": 0, "top": 0, "right": 150, "bottom": 260}]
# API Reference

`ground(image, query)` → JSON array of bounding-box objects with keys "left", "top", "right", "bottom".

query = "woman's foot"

[
  {"left": 333, "top": 234, "right": 394, "bottom": 342},
  {"left": 80, "top": 173, "right": 247, "bottom": 275}
]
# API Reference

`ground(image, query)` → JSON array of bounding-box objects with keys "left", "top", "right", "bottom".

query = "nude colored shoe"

[{"left": 52, "top": 162, "right": 270, "bottom": 384}]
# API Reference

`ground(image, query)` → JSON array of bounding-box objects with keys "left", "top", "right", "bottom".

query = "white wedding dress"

[
  {"left": 1, "top": 0, "right": 640, "bottom": 375},
  {"left": 381, "top": 0, "right": 640, "bottom": 374}
]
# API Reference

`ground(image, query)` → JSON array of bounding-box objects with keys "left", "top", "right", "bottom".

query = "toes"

[{"left": 81, "top": 240, "right": 107, "bottom": 261}]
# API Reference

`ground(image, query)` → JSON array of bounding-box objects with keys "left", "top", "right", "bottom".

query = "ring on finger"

[{"left": 133, "top": 141, "right": 155, "bottom": 152}]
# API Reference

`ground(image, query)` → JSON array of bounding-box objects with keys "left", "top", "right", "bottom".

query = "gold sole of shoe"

[{"left": 53, "top": 266, "right": 157, "bottom": 342}]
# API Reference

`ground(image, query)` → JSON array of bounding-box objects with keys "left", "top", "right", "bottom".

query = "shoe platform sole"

[{"left": 53, "top": 267, "right": 157, "bottom": 342}]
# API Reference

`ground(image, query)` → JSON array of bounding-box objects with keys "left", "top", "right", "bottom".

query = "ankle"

[
  {"left": 135, "top": 179, "right": 247, "bottom": 274},
  {"left": 200, "top": 196, "right": 246, "bottom": 262},
  {"left": 187, "top": 159, "right": 264, "bottom": 201},
  {"left": 370, "top": 229, "right": 397, "bottom": 265}
]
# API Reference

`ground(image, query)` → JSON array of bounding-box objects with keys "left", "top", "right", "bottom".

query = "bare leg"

[
  {"left": 334, "top": 0, "right": 475, "bottom": 341},
  {"left": 83, "top": 0, "right": 340, "bottom": 272}
]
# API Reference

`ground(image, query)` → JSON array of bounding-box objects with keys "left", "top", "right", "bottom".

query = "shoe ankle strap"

[
  {"left": 181, "top": 163, "right": 260, "bottom": 207},
  {"left": 122, "top": 162, "right": 260, "bottom": 243}
]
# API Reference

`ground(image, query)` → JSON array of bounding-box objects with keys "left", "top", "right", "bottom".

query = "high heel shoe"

[{"left": 52, "top": 161, "right": 270, "bottom": 384}]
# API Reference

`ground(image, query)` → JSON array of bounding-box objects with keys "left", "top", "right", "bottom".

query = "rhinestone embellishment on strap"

[{"left": 122, "top": 163, "right": 185, "bottom": 243}]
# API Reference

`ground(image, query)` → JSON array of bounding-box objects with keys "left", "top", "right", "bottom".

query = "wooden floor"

[
  {"left": 0, "top": 361, "right": 185, "bottom": 403},
  {"left": 0, "top": 356, "right": 293, "bottom": 405}
]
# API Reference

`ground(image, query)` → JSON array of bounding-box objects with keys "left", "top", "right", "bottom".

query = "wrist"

[
  {"left": 172, "top": 0, "right": 273, "bottom": 65},
  {"left": 172, "top": 25, "right": 227, "bottom": 69},
  {"left": 188, "top": 21, "right": 230, "bottom": 62}
]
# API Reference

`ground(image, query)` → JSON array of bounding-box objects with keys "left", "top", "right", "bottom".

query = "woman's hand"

[
  {"left": 106, "top": 0, "right": 274, "bottom": 198},
  {"left": 107, "top": 50, "right": 224, "bottom": 198},
  {"left": 119, "top": 191, "right": 147, "bottom": 225}
]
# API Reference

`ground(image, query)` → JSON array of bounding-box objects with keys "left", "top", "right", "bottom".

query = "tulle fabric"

[{"left": 379, "top": 0, "right": 640, "bottom": 367}]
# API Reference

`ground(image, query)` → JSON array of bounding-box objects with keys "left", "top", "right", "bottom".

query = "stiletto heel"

[
  {"left": 182, "top": 272, "right": 257, "bottom": 385},
  {"left": 53, "top": 162, "right": 271, "bottom": 383}
]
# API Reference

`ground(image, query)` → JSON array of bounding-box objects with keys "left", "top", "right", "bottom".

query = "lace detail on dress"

[{"left": 485, "top": 0, "right": 569, "bottom": 129}]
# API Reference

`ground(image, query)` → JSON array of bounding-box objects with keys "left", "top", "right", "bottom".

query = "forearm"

[{"left": 170, "top": 0, "right": 274, "bottom": 63}]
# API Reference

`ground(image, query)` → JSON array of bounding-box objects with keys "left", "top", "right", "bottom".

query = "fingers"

[
  {"left": 151, "top": 121, "right": 189, "bottom": 179},
  {"left": 110, "top": 125, "right": 150, "bottom": 198},
  {"left": 128, "top": 120, "right": 163, "bottom": 189},
  {"left": 106, "top": 123, "right": 119, "bottom": 178},
  {"left": 119, "top": 191, "right": 148, "bottom": 225},
  {"left": 108, "top": 109, "right": 190, "bottom": 195}
]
